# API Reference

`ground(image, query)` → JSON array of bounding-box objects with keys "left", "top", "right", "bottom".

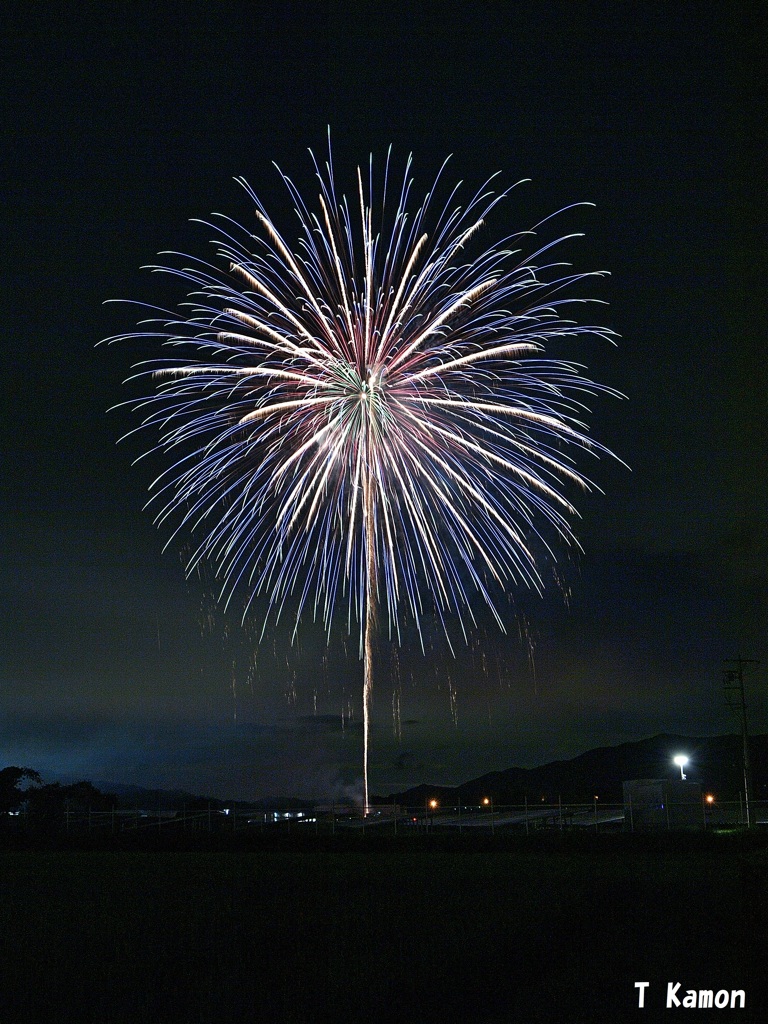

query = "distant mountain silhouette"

[
  {"left": 54, "top": 780, "right": 314, "bottom": 814},
  {"left": 45, "top": 733, "right": 766, "bottom": 809},
  {"left": 377, "top": 733, "right": 768, "bottom": 806}
]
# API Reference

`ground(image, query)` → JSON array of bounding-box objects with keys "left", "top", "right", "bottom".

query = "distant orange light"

[
  {"left": 429, "top": 799, "right": 438, "bottom": 809},
  {"left": 482, "top": 797, "right": 490, "bottom": 806},
  {"left": 706, "top": 794, "right": 715, "bottom": 804}
]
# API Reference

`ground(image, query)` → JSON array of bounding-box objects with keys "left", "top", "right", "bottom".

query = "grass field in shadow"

[{"left": 1, "top": 832, "right": 765, "bottom": 1023}]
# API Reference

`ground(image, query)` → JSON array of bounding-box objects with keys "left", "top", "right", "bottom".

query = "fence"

[{"left": 4, "top": 797, "right": 767, "bottom": 836}]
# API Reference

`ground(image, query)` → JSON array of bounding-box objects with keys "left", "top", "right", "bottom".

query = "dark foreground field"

[{"left": 1, "top": 833, "right": 766, "bottom": 1023}]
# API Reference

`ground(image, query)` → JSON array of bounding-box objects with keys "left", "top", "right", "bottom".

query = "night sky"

[{"left": 2, "top": 2, "right": 766, "bottom": 801}]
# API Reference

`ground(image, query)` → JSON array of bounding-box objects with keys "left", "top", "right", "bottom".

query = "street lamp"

[
  {"left": 482, "top": 796, "right": 494, "bottom": 834},
  {"left": 673, "top": 754, "right": 688, "bottom": 780}
]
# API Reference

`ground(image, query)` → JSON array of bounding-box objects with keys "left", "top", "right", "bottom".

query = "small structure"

[{"left": 623, "top": 779, "right": 704, "bottom": 830}]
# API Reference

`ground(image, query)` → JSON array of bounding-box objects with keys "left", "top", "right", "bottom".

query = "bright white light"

[{"left": 673, "top": 754, "right": 689, "bottom": 780}]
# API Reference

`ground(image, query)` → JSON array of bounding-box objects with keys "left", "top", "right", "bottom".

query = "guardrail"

[{"left": 4, "top": 797, "right": 766, "bottom": 835}]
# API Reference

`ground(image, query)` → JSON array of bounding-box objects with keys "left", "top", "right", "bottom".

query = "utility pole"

[{"left": 723, "top": 657, "right": 759, "bottom": 827}]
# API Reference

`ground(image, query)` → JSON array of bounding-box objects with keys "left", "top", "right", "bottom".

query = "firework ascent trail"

[{"left": 106, "top": 139, "right": 621, "bottom": 812}]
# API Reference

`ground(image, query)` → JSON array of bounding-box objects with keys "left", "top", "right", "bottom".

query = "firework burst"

[{"left": 107, "top": 141, "right": 619, "bottom": 811}]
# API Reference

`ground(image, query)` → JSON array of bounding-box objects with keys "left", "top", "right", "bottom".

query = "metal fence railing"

[{"left": 3, "top": 797, "right": 766, "bottom": 836}]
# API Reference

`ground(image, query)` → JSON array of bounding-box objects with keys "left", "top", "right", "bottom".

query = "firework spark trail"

[{"left": 106, "top": 140, "right": 621, "bottom": 813}]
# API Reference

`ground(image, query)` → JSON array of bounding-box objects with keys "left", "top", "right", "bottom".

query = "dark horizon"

[{"left": 24, "top": 729, "right": 764, "bottom": 816}]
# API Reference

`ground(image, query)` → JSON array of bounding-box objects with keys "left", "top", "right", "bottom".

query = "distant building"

[{"left": 623, "top": 779, "right": 704, "bottom": 830}]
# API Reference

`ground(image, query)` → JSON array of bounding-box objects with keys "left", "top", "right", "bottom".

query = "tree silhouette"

[{"left": 0, "top": 766, "right": 42, "bottom": 813}]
